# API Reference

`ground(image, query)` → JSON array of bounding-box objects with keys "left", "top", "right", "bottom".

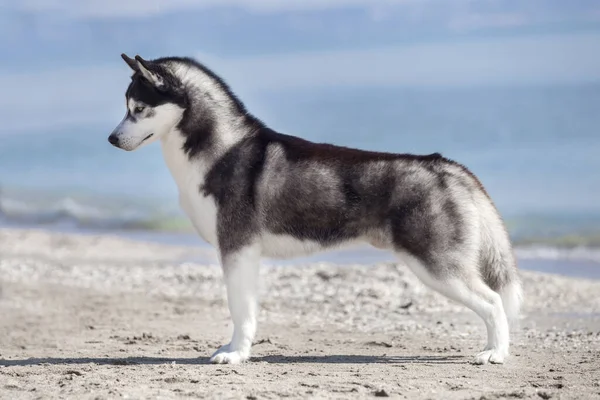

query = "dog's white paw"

[
  {"left": 473, "top": 348, "right": 507, "bottom": 365},
  {"left": 209, "top": 344, "right": 249, "bottom": 364}
]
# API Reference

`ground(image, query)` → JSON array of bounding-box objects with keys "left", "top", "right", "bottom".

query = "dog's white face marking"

[{"left": 111, "top": 98, "right": 185, "bottom": 151}]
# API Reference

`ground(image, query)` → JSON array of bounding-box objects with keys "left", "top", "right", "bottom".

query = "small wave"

[
  {"left": 0, "top": 190, "right": 192, "bottom": 233},
  {"left": 515, "top": 245, "right": 600, "bottom": 264}
]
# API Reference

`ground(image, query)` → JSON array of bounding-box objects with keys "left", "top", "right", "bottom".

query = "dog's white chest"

[
  {"left": 178, "top": 188, "right": 219, "bottom": 247},
  {"left": 161, "top": 134, "right": 219, "bottom": 248}
]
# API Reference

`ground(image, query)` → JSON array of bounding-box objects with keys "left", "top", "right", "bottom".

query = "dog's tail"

[
  {"left": 498, "top": 276, "right": 523, "bottom": 326},
  {"left": 477, "top": 197, "right": 523, "bottom": 326}
]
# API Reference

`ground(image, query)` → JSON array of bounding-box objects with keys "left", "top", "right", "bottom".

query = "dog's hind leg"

[
  {"left": 210, "top": 244, "right": 261, "bottom": 364},
  {"left": 397, "top": 253, "right": 510, "bottom": 365}
]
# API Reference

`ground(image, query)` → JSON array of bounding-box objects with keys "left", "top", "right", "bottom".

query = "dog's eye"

[{"left": 134, "top": 106, "right": 145, "bottom": 114}]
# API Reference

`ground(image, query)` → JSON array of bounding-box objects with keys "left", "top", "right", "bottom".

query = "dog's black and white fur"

[{"left": 108, "top": 54, "right": 522, "bottom": 365}]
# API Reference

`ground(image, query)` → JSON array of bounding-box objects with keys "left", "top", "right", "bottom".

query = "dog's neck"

[{"left": 167, "top": 61, "right": 262, "bottom": 161}]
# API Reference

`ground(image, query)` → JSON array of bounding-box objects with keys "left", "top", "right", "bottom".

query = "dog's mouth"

[{"left": 141, "top": 133, "right": 154, "bottom": 143}]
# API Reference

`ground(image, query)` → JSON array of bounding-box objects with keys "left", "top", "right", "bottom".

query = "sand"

[{"left": 1, "top": 228, "right": 599, "bottom": 399}]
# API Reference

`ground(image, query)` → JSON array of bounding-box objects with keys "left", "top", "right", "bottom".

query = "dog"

[{"left": 108, "top": 54, "right": 522, "bottom": 365}]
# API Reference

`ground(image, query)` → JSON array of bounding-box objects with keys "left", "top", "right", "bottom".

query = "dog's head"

[{"left": 108, "top": 54, "right": 187, "bottom": 151}]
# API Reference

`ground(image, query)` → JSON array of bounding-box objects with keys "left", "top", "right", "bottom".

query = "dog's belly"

[
  {"left": 179, "top": 191, "right": 219, "bottom": 248},
  {"left": 260, "top": 233, "right": 325, "bottom": 259},
  {"left": 260, "top": 232, "right": 365, "bottom": 260}
]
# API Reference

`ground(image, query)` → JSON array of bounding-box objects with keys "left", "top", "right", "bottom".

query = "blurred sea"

[{"left": 1, "top": 84, "right": 599, "bottom": 277}]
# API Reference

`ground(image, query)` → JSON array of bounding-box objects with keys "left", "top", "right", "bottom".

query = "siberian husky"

[{"left": 108, "top": 54, "right": 522, "bottom": 365}]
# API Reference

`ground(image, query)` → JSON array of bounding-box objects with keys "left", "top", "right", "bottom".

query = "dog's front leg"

[{"left": 210, "top": 244, "right": 261, "bottom": 364}]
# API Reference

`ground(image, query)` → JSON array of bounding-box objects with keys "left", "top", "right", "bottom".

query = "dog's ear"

[
  {"left": 134, "top": 55, "right": 165, "bottom": 89},
  {"left": 121, "top": 53, "right": 139, "bottom": 72}
]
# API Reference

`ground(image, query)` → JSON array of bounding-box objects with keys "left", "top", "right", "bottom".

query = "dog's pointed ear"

[
  {"left": 121, "top": 53, "right": 139, "bottom": 72},
  {"left": 134, "top": 55, "right": 165, "bottom": 88}
]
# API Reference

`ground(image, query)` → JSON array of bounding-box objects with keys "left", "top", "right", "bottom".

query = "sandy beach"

[{"left": 1, "top": 228, "right": 599, "bottom": 399}]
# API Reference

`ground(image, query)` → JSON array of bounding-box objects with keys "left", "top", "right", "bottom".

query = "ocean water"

[{"left": 1, "top": 84, "right": 599, "bottom": 277}]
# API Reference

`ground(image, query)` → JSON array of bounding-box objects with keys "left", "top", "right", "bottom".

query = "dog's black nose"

[{"left": 108, "top": 134, "right": 119, "bottom": 146}]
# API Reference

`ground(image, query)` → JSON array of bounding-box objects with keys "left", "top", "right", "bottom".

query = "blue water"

[
  {"left": 2, "top": 84, "right": 599, "bottom": 214},
  {"left": 1, "top": 83, "right": 600, "bottom": 279}
]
